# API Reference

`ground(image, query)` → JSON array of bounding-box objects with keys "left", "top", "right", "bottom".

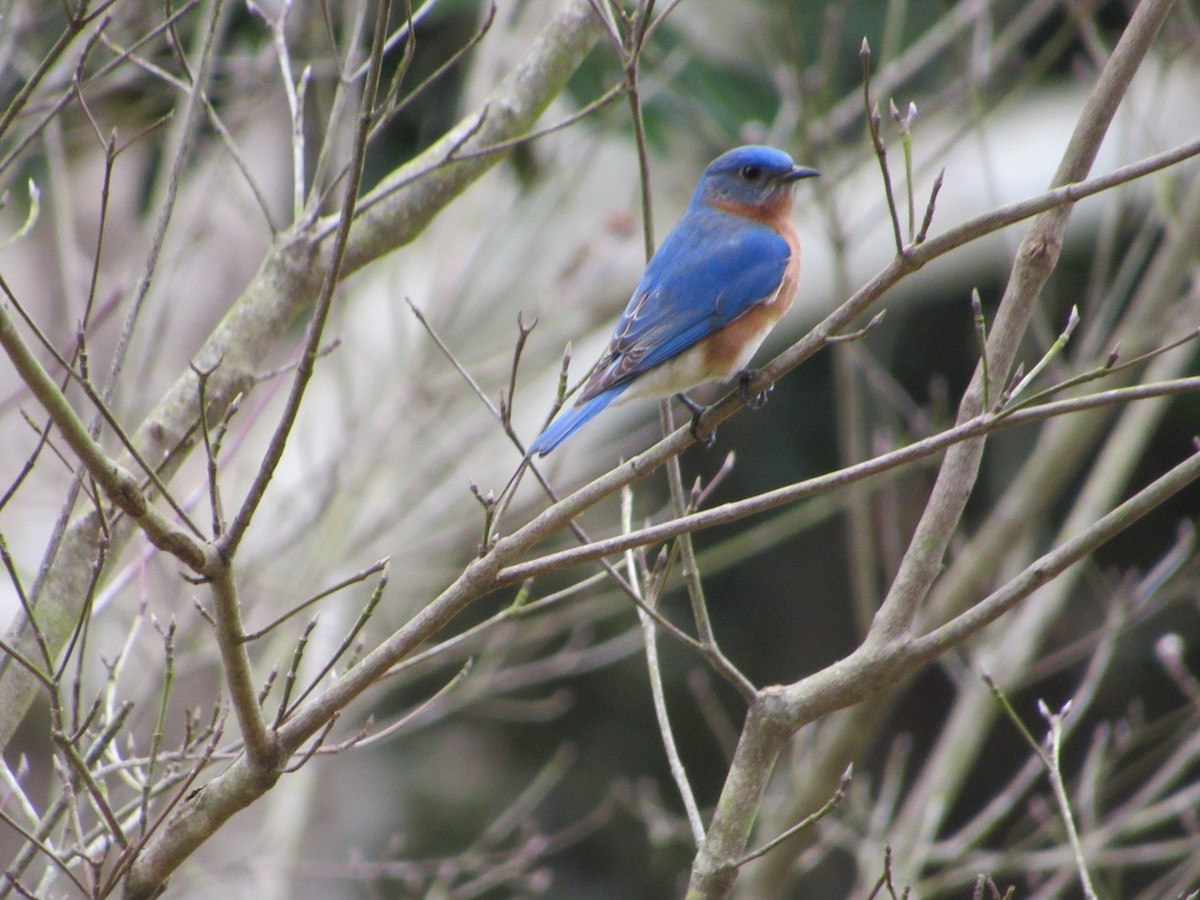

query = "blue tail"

[{"left": 529, "top": 386, "right": 627, "bottom": 457}]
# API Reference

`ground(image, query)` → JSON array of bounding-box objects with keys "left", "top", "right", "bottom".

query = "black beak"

[{"left": 783, "top": 165, "right": 820, "bottom": 182}]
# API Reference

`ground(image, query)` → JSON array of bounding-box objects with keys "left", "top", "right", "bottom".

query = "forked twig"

[
  {"left": 861, "top": 38, "right": 905, "bottom": 257},
  {"left": 625, "top": 486, "right": 706, "bottom": 847},
  {"left": 729, "top": 764, "right": 853, "bottom": 869},
  {"left": 984, "top": 677, "right": 1098, "bottom": 899}
]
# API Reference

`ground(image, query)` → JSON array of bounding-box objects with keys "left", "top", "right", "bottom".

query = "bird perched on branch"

[{"left": 529, "top": 145, "right": 818, "bottom": 457}]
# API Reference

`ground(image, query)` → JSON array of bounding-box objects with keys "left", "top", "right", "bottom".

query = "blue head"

[{"left": 692, "top": 145, "right": 819, "bottom": 214}]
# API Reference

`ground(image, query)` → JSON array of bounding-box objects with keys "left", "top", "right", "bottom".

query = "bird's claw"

[
  {"left": 676, "top": 392, "right": 716, "bottom": 447},
  {"left": 689, "top": 412, "right": 717, "bottom": 448},
  {"left": 738, "top": 369, "right": 771, "bottom": 409}
]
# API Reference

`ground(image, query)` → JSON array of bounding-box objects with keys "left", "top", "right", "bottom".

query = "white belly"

[{"left": 614, "top": 319, "right": 773, "bottom": 403}]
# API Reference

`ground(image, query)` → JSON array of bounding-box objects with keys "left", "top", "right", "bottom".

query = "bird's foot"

[
  {"left": 676, "top": 393, "right": 716, "bottom": 448},
  {"left": 738, "top": 369, "right": 772, "bottom": 409},
  {"left": 689, "top": 414, "right": 717, "bottom": 448}
]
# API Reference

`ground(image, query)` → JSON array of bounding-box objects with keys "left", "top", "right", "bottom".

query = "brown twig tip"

[
  {"left": 517, "top": 311, "right": 539, "bottom": 335},
  {"left": 915, "top": 168, "right": 945, "bottom": 244},
  {"left": 998, "top": 362, "right": 1025, "bottom": 404},
  {"left": 693, "top": 451, "right": 737, "bottom": 509},
  {"left": 257, "top": 666, "right": 279, "bottom": 706},
  {"left": 1038, "top": 697, "right": 1072, "bottom": 721},
  {"left": 504, "top": 312, "right": 540, "bottom": 426},
  {"left": 827, "top": 308, "right": 886, "bottom": 344},
  {"left": 1065, "top": 304, "right": 1080, "bottom": 334},
  {"left": 469, "top": 481, "right": 496, "bottom": 510},
  {"left": 1155, "top": 633, "right": 1200, "bottom": 699}
]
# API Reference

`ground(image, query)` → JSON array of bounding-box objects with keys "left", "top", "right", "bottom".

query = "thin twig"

[
  {"left": 207, "top": 564, "right": 278, "bottom": 770},
  {"left": 1001, "top": 305, "right": 1081, "bottom": 406},
  {"left": 502, "top": 312, "right": 539, "bottom": 430},
  {"left": 971, "top": 288, "right": 991, "bottom": 409},
  {"left": 366, "top": 3, "right": 496, "bottom": 143},
  {"left": 139, "top": 622, "right": 176, "bottom": 839},
  {"left": 219, "top": 0, "right": 392, "bottom": 556},
  {"left": 282, "top": 564, "right": 389, "bottom": 720},
  {"left": 0, "top": 275, "right": 205, "bottom": 540},
  {"left": 246, "top": 0, "right": 307, "bottom": 220},
  {"left": 984, "top": 678, "right": 1098, "bottom": 899},
  {"left": 861, "top": 38, "right": 905, "bottom": 257},
  {"left": 191, "top": 360, "right": 225, "bottom": 537},
  {"left": 0, "top": 537, "right": 51, "bottom": 672},
  {"left": 405, "top": 297, "right": 751, "bottom": 693},
  {"left": 350, "top": 660, "right": 473, "bottom": 750},
  {"left": 730, "top": 764, "right": 853, "bottom": 868},
  {"left": 625, "top": 486, "right": 706, "bottom": 847},
  {"left": 492, "top": 374, "right": 1200, "bottom": 587},
  {"left": 99, "top": 0, "right": 231, "bottom": 453},
  {"left": 242, "top": 558, "right": 389, "bottom": 641},
  {"left": 274, "top": 618, "right": 319, "bottom": 730}
]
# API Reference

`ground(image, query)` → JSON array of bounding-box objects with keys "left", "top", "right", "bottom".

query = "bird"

[{"left": 527, "top": 145, "right": 818, "bottom": 457}]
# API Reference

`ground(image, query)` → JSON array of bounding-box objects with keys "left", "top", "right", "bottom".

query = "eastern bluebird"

[{"left": 528, "top": 145, "right": 818, "bottom": 457}]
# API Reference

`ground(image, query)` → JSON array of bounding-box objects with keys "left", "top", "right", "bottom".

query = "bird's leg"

[
  {"left": 738, "top": 369, "right": 772, "bottom": 409},
  {"left": 676, "top": 393, "right": 716, "bottom": 447}
]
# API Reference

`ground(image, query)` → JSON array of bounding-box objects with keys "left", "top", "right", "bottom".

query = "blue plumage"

[
  {"left": 595, "top": 210, "right": 791, "bottom": 386},
  {"left": 529, "top": 145, "right": 817, "bottom": 457},
  {"left": 527, "top": 386, "right": 629, "bottom": 456}
]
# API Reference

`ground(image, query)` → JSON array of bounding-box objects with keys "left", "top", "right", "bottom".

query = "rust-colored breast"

[{"left": 701, "top": 228, "right": 802, "bottom": 378}]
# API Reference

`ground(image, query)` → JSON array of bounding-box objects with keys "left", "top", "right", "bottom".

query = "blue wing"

[{"left": 579, "top": 208, "right": 790, "bottom": 401}]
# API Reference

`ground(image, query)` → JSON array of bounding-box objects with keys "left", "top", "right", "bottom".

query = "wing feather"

[{"left": 578, "top": 212, "right": 789, "bottom": 403}]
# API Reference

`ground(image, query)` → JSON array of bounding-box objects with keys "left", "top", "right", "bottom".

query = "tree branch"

[
  {"left": 0, "top": 0, "right": 606, "bottom": 760},
  {"left": 687, "top": 1, "right": 1180, "bottom": 893}
]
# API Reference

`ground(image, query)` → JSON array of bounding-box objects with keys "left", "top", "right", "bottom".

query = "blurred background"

[{"left": 1, "top": 0, "right": 1199, "bottom": 897}]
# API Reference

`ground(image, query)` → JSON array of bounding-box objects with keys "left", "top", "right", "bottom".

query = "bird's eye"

[{"left": 739, "top": 164, "right": 762, "bottom": 181}]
